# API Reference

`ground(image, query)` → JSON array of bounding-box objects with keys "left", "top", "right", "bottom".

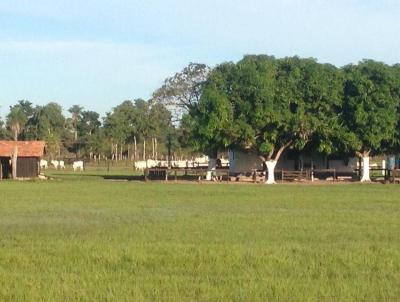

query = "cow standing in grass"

[
  {"left": 40, "top": 159, "right": 48, "bottom": 169},
  {"left": 73, "top": 161, "right": 84, "bottom": 171},
  {"left": 51, "top": 160, "right": 59, "bottom": 169},
  {"left": 59, "top": 160, "right": 65, "bottom": 169}
]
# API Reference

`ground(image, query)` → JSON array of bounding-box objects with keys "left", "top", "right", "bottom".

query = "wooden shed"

[{"left": 0, "top": 141, "right": 46, "bottom": 179}]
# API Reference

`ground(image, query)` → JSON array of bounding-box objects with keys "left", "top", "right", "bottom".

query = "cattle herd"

[
  {"left": 133, "top": 160, "right": 191, "bottom": 171},
  {"left": 39, "top": 156, "right": 227, "bottom": 172},
  {"left": 133, "top": 157, "right": 228, "bottom": 171},
  {"left": 40, "top": 159, "right": 84, "bottom": 171}
]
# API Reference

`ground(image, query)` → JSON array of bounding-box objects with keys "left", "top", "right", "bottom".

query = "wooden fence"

[
  {"left": 144, "top": 168, "right": 230, "bottom": 181},
  {"left": 142, "top": 167, "right": 400, "bottom": 183},
  {"left": 280, "top": 170, "right": 311, "bottom": 181}
]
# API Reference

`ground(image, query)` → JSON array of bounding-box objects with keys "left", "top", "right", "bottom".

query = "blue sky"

[{"left": 1, "top": 0, "right": 400, "bottom": 118}]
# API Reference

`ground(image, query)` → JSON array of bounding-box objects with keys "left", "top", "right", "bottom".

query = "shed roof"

[{"left": 0, "top": 141, "right": 46, "bottom": 157}]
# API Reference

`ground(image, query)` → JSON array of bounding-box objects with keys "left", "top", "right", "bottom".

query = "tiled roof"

[{"left": 0, "top": 141, "right": 46, "bottom": 157}]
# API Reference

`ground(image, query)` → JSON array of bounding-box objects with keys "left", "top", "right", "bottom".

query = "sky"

[{"left": 1, "top": 0, "right": 400, "bottom": 118}]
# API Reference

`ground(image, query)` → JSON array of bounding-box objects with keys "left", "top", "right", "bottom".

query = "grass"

[{"left": 0, "top": 172, "right": 400, "bottom": 301}]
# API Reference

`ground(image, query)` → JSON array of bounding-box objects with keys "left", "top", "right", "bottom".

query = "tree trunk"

[
  {"left": 12, "top": 145, "right": 18, "bottom": 180},
  {"left": 360, "top": 155, "right": 371, "bottom": 182},
  {"left": 265, "top": 160, "right": 277, "bottom": 184},
  {"left": 134, "top": 136, "right": 137, "bottom": 161},
  {"left": 206, "top": 158, "right": 217, "bottom": 181},
  {"left": 143, "top": 139, "right": 146, "bottom": 160},
  {"left": 206, "top": 150, "right": 218, "bottom": 181},
  {"left": 262, "top": 141, "right": 291, "bottom": 185},
  {"left": 74, "top": 128, "right": 78, "bottom": 159},
  {"left": 152, "top": 137, "right": 155, "bottom": 159},
  {"left": 155, "top": 138, "right": 158, "bottom": 160},
  {"left": 167, "top": 135, "right": 171, "bottom": 167}
]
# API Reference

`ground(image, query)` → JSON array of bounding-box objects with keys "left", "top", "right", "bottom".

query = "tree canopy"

[{"left": 342, "top": 60, "right": 398, "bottom": 157}]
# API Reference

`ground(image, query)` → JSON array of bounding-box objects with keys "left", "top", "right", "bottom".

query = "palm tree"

[
  {"left": 7, "top": 106, "right": 28, "bottom": 141},
  {"left": 68, "top": 105, "right": 83, "bottom": 141}
]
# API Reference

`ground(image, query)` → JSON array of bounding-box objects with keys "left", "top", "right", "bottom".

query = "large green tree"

[
  {"left": 342, "top": 60, "right": 398, "bottom": 182},
  {"left": 191, "top": 55, "right": 344, "bottom": 183},
  {"left": 238, "top": 56, "right": 344, "bottom": 183}
]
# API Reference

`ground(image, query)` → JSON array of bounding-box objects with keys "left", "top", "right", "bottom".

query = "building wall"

[
  {"left": 228, "top": 151, "right": 261, "bottom": 173},
  {"left": 229, "top": 150, "right": 296, "bottom": 174},
  {"left": 0, "top": 157, "right": 39, "bottom": 179},
  {"left": 17, "top": 157, "right": 39, "bottom": 178},
  {"left": 229, "top": 150, "right": 357, "bottom": 174},
  {"left": 328, "top": 158, "right": 357, "bottom": 173},
  {"left": 298, "top": 154, "right": 326, "bottom": 170}
]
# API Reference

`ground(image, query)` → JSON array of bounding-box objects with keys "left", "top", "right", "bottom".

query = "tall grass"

[{"left": 0, "top": 177, "right": 399, "bottom": 301}]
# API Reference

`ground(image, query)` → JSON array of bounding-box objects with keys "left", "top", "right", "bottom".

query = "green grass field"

[{"left": 1, "top": 172, "right": 400, "bottom": 301}]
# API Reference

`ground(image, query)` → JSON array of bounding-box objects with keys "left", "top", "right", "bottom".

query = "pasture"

[{"left": 0, "top": 171, "right": 399, "bottom": 301}]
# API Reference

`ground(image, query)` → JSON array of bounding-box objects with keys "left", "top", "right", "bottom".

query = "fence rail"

[
  {"left": 280, "top": 170, "right": 311, "bottom": 181},
  {"left": 144, "top": 168, "right": 230, "bottom": 181}
]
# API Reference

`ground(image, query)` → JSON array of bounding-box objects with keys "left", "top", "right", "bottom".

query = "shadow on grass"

[
  {"left": 48, "top": 173, "right": 145, "bottom": 181},
  {"left": 48, "top": 172, "right": 211, "bottom": 182},
  {"left": 103, "top": 175, "right": 145, "bottom": 181}
]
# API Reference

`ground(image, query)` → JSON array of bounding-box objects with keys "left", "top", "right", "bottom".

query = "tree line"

[
  {"left": 0, "top": 62, "right": 212, "bottom": 162},
  {"left": 0, "top": 99, "right": 185, "bottom": 162},
  {"left": 1, "top": 55, "right": 400, "bottom": 183}
]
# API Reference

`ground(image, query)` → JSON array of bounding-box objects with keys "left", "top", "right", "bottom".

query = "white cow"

[
  {"left": 59, "top": 160, "right": 65, "bottom": 169},
  {"left": 40, "top": 159, "right": 48, "bottom": 169},
  {"left": 134, "top": 160, "right": 168, "bottom": 171},
  {"left": 134, "top": 161, "right": 147, "bottom": 171},
  {"left": 171, "top": 160, "right": 188, "bottom": 168},
  {"left": 73, "top": 161, "right": 84, "bottom": 171},
  {"left": 194, "top": 155, "right": 209, "bottom": 164},
  {"left": 51, "top": 160, "right": 59, "bottom": 169}
]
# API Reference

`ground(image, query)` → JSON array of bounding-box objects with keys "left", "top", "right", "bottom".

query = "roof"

[{"left": 0, "top": 141, "right": 46, "bottom": 157}]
